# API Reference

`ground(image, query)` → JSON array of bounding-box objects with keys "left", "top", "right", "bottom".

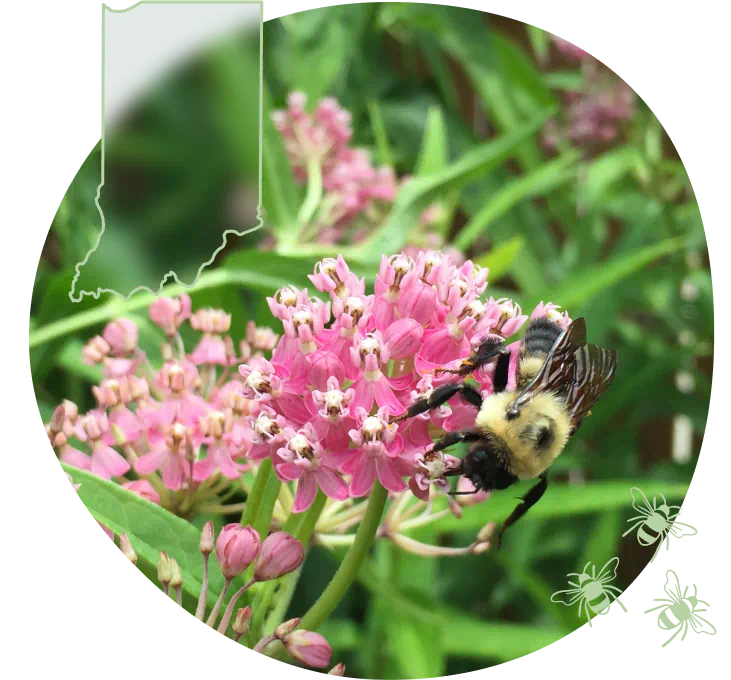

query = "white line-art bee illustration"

[
  {"left": 622, "top": 487, "right": 697, "bottom": 561},
  {"left": 551, "top": 556, "right": 627, "bottom": 627}
]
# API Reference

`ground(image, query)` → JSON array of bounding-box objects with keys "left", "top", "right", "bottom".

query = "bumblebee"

[{"left": 394, "top": 317, "right": 617, "bottom": 547}]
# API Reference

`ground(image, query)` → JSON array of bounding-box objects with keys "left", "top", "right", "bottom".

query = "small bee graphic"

[
  {"left": 551, "top": 556, "right": 627, "bottom": 626},
  {"left": 622, "top": 487, "right": 697, "bottom": 561}
]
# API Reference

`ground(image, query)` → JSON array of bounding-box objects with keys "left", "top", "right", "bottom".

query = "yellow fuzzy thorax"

[{"left": 475, "top": 391, "right": 571, "bottom": 479}]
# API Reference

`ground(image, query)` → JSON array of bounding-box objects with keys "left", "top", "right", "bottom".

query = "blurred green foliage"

[{"left": 30, "top": 4, "right": 710, "bottom": 677}]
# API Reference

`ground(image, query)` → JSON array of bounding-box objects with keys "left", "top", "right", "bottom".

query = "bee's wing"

[
  {"left": 664, "top": 570, "right": 683, "bottom": 601},
  {"left": 689, "top": 613, "right": 717, "bottom": 636},
  {"left": 667, "top": 521, "right": 698, "bottom": 539},
  {"left": 597, "top": 556, "right": 620, "bottom": 582},
  {"left": 629, "top": 487, "right": 653, "bottom": 514},
  {"left": 508, "top": 318, "right": 617, "bottom": 430},
  {"left": 550, "top": 587, "right": 582, "bottom": 605}
]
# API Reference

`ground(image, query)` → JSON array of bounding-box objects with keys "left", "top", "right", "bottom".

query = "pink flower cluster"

[
  {"left": 272, "top": 92, "right": 398, "bottom": 232},
  {"left": 50, "top": 251, "right": 571, "bottom": 515},
  {"left": 544, "top": 35, "right": 636, "bottom": 151}
]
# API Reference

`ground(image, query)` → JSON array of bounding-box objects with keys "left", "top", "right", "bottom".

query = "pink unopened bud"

[
  {"left": 383, "top": 318, "right": 423, "bottom": 359},
  {"left": 119, "top": 534, "right": 137, "bottom": 564},
  {"left": 157, "top": 552, "right": 172, "bottom": 585},
  {"left": 103, "top": 319, "right": 139, "bottom": 355},
  {"left": 232, "top": 606, "right": 252, "bottom": 637},
  {"left": 274, "top": 618, "right": 301, "bottom": 640},
  {"left": 328, "top": 663, "right": 346, "bottom": 676},
  {"left": 254, "top": 532, "right": 305, "bottom": 581},
  {"left": 200, "top": 521, "right": 215, "bottom": 555},
  {"left": 216, "top": 524, "right": 260, "bottom": 579},
  {"left": 82, "top": 335, "right": 110, "bottom": 365},
  {"left": 399, "top": 281, "right": 437, "bottom": 326},
  {"left": 149, "top": 294, "right": 192, "bottom": 336},
  {"left": 283, "top": 629, "right": 333, "bottom": 668},
  {"left": 308, "top": 351, "right": 346, "bottom": 391}
]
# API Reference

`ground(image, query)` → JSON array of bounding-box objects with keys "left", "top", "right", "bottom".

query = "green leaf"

[
  {"left": 454, "top": 150, "right": 580, "bottom": 250},
  {"left": 579, "top": 511, "right": 623, "bottom": 576},
  {"left": 524, "top": 236, "right": 686, "bottom": 312},
  {"left": 367, "top": 100, "right": 395, "bottom": 167},
  {"left": 414, "top": 106, "right": 448, "bottom": 177},
  {"left": 360, "top": 110, "right": 553, "bottom": 260},
  {"left": 435, "top": 481, "right": 689, "bottom": 533},
  {"left": 473, "top": 236, "right": 524, "bottom": 282},
  {"left": 577, "top": 147, "right": 642, "bottom": 209},
  {"left": 61, "top": 464, "right": 226, "bottom": 606}
]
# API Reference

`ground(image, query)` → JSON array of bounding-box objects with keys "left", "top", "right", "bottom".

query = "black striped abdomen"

[{"left": 523, "top": 318, "right": 562, "bottom": 357}]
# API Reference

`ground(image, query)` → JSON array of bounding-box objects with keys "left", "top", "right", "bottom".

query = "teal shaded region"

[{"left": 104, "top": 4, "right": 260, "bottom": 110}]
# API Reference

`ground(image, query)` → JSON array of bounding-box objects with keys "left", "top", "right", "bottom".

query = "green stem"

[
  {"left": 28, "top": 269, "right": 288, "bottom": 349},
  {"left": 299, "top": 482, "right": 388, "bottom": 631},
  {"left": 240, "top": 458, "right": 274, "bottom": 529},
  {"left": 295, "top": 158, "right": 323, "bottom": 241}
]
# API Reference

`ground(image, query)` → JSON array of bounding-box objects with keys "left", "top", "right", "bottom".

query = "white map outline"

[{"left": 69, "top": 0, "right": 264, "bottom": 302}]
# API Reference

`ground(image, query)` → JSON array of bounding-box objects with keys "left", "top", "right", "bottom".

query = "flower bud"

[
  {"left": 328, "top": 663, "right": 346, "bottom": 676},
  {"left": 157, "top": 552, "right": 172, "bottom": 585},
  {"left": 82, "top": 335, "right": 110, "bottom": 365},
  {"left": 283, "top": 629, "right": 333, "bottom": 668},
  {"left": 216, "top": 524, "right": 260, "bottom": 579},
  {"left": 200, "top": 521, "right": 215, "bottom": 555},
  {"left": 308, "top": 351, "right": 345, "bottom": 391},
  {"left": 274, "top": 618, "right": 301, "bottom": 640},
  {"left": 477, "top": 521, "right": 497, "bottom": 544},
  {"left": 169, "top": 558, "right": 183, "bottom": 589},
  {"left": 103, "top": 319, "right": 139, "bottom": 355},
  {"left": 254, "top": 532, "right": 305, "bottom": 581},
  {"left": 399, "top": 281, "right": 437, "bottom": 326},
  {"left": 119, "top": 534, "right": 137, "bottom": 564},
  {"left": 149, "top": 294, "right": 192, "bottom": 336},
  {"left": 383, "top": 318, "right": 423, "bottom": 359},
  {"left": 232, "top": 606, "right": 252, "bottom": 637}
]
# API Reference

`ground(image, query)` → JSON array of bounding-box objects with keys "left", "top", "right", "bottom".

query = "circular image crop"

[{"left": 30, "top": 3, "right": 711, "bottom": 677}]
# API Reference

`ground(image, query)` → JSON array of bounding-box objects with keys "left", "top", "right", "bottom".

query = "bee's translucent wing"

[
  {"left": 596, "top": 556, "right": 620, "bottom": 583},
  {"left": 629, "top": 487, "right": 653, "bottom": 514},
  {"left": 507, "top": 318, "right": 617, "bottom": 429},
  {"left": 550, "top": 587, "right": 582, "bottom": 606},
  {"left": 663, "top": 570, "right": 683, "bottom": 601},
  {"left": 667, "top": 521, "right": 697, "bottom": 539},
  {"left": 689, "top": 613, "right": 717, "bottom": 636}
]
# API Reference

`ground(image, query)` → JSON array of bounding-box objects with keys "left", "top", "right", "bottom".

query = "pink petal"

[
  {"left": 60, "top": 447, "right": 92, "bottom": 471},
  {"left": 134, "top": 448, "right": 165, "bottom": 475},
  {"left": 374, "top": 378, "right": 405, "bottom": 415},
  {"left": 275, "top": 462, "right": 303, "bottom": 482},
  {"left": 376, "top": 457, "right": 407, "bottom": 493},
  {"left": 161, "top": 455, "right": 186, "bottom": 491},
  {"left": 293, "top": 472, "right": 317, "bottom": 513},
  {"left": 92, "top": 443, "right": 130, "bottom": 479},
  {"left": 350, "top": 378, "right": 375, "bottom": 414},
  {"left": 314, "top": 467, "right": 349, "bottom": 501},
  {"left": 349, "top": 456, "right": 377, "bottom": 497},
  {"left": 193, "top": 456, "right": 216, "bottom": 482}
]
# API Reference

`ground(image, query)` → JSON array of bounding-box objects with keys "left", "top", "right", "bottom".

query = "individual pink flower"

[
  {"left": 408, "top": 450, "right": 462, "bottom": 501},
  {"left": 149, "top": 294, "right": 192, "bottom": 336},
  {"left": 78, "top": 410, "right": 131, "bottom": 479},
  {"left": 309, "top": 376, "right": 354, "bottom": 451},
  {"left": 103, "top": 319, "right": 138, "bottom": 355},
  {"left": 348, "top": 332, "right": 409, "bottom": 416},
  {"left": 343, "top": 407, "right": 409, "bottom": 496},
  {"left": 530, "top": 301, "right": 572, "bottom": 329},
  {"left": 373, "top": 253, "right": 417, "bottom": 330},
  {"left": 275, "top": 424, "right": 349, "bottom": 513},
  {"left": 309, "top": 255, "right": 361, "bottom": 299},
  {"left": 135, "top": 421, "right": 193, "bottom": 491},
  {"left": 123, "top": 480, "right": 161, "bottom": 504},
  {"left": 194, "top": 411, "right": 246, "bottom": 481},
  {"left": 232, "top": 405, "right": 287, "bottom": 461},
  {"left": 254, "top": 532, "right": 305, "bottom": 581},
  {"left": 216, "top": 524, "right": 260, "bottom": 579}
]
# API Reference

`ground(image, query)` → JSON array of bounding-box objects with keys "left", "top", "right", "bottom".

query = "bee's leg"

[
  {"left": 494, "top": 472, "right": 548, "bottom": 549},
  {"left": 435, "top": 337, "right": 509, "bottom": 378},
  {"left": 391, "top": 382, "right": 483, "bottom": 423},
  {"left": 429, "top": 430, "right": 482, "bottom": 455}
]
